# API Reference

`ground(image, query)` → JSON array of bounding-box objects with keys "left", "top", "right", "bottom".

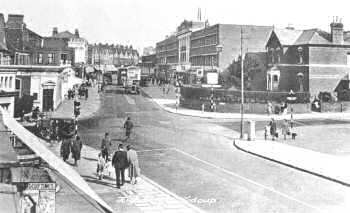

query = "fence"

[{"left": 180, "top": 86, "right": 311, "bottom": 104}]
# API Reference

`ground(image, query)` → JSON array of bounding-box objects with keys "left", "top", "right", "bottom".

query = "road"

[{"left": 78, "top": 89, "right": 350, "bottom": 213}]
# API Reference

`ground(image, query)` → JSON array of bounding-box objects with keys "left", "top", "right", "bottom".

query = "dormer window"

[
  {"left": 270, "top": 48, "right": 275, "bottom": 64},
  {"left": 297, "top": 46, "right": 303, "bottom": 64}
]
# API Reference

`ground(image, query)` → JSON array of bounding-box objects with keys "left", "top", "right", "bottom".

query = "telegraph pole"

[{"left": 240, "top": 27, "right": 244, "bottom": 139}]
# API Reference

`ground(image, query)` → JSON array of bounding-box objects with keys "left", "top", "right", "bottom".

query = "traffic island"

[{"left": 234, "top": 139, "right": 350, "bottom": 187}]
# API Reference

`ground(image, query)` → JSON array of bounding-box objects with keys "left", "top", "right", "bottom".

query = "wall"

[
  {"left": 308, "top": 46, "right": 350, "bottom": 65},
  {"left": 180, "top": 98, "right": 310, "bottom": 114},
  {"left": 309, "top": 66, "right": 349, "bottom": 97},
  {"left": 277, "top": 65, "right": 309, "bottom": 92}
]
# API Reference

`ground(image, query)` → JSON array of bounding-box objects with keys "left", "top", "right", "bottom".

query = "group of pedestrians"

[
  {"left": 265, "top": 118, "right": 294, "bottom": 141},
  {"left": 67, "top": 84, "right": 89, "bottom": 100},
  {"left": 97, "top": 136, "right": 140, "bottom": 188},
  {"left": 60, "top": 135, "right": 83, "bottom": 166},
  {"left": 111, "top": 144, "right": 140, "bottom": 188}
]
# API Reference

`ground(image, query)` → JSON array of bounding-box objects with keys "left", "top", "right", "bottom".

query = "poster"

[{"left": 20, "top": 183, "right": 56, "bottom": 213}]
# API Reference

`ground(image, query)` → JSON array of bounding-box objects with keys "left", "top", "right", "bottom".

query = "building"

[
  {"left": 4, "top": 14, "right": 43, "bottom": 65},
  {"left": 265, "top": 19, "right": 350, "bottom": 97},
  {"left": 0, "top": 14, "right": 11, "bottom": 65},
  {"left": 88, "top": 43, "right": 139, "bottom": 69},
  {"left": 156, "top": 35, "right": 179, "bottom": 81},
  {"left": 0, "top": 14, "right": 81, "bottom": 113},
  {"left": 142, "top": 46, "right": 156, "bottom": 56},
  {"left": 50, "top": 27, "right": 88, "bottom": 64},
  {"left": 190, "top": 24, "right": 273, "bottom": 74},
  {"left": 140, "top": 53, "right": 156, "bottom": 76},
  {"left": 155, "top": 20, "right": 274, "bottom": 84}
]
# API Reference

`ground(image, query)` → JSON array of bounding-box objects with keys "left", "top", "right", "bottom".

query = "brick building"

[
  {"left": 265, "top": 20, "right": 350, "bottom": 97},
  {"left": 156, "top": 34, "right": 179, "bottom": 80},
  {"left": 155, "top": 21, "right": 273, "bottom": 83},
  {"left": 190, "top": 24, "right": 273, "bottom": 73},
  {"left": 88, "top": 43, "right": 139, "bottom": 68}
]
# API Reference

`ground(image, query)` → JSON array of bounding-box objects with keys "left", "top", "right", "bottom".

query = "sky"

[{"left": 2, "top": 0, "right": 350, "bottom": 54}]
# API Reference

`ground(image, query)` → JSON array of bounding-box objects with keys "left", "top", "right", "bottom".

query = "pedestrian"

[
  {"left": 281, "top": 119, "right": 290, "bottom": 140},
  {"left": 96, "top": 152, "right": 105, "bottom": 180},
  {"left": 112, "top": 144, "right": 128, "bottom": 189},
  {"left": 267, "top": 102, "right": 273, "bottom": 116},
  {"left": 101, "top": 132, "right": 111, "bottom": 161},
  {"left": 264, "top": 124, "right": 270, "bottom": 140},
  {"left": 166, "top": 84, "right": 170, "bottom": 94},
  {"left": 85, "top": 87, "right": 89, "bottom": 100},
  {"left": 60, "top": 138, "right": 71, "bottom": 162},
  {"left": 269, "top": 118, "right": 277, "bottom": 141},
  {"left": 162, "top": 85, "right": 166, "bottom": 95},
  {"left": 123, "top": 117, "right": 134, "bottom": 141},
  {"left": 71, "top": 136, "right": 83, "bottom": 166},
  {"left": 126, "top": 145, "right": 140, "bottom": 184}
]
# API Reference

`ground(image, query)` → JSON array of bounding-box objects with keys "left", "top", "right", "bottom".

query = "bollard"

[{"left": 247, "top": 120, "right": 256, "bottom": 141}]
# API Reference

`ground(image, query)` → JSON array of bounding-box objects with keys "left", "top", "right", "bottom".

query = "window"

[
  {"left": 4, "top": 77, "right": 8, "bottom": 88},
  {"left": 37, "top": 53, "right": 43, "bottom": 64},
  {"left": 273, "top": 75, "right": 278, "bottom": 82},
  {"left": 347, "top": 53, "right": 350, "bottom": 66},
  {"left": 33, "top": 93, "right": 38, "bottom": 100},
  {"left": 0, "top": 77, "right": 3, "bottom": 88},
  {"left": 9, "top": 77, "right": 12, "bottom": 88},
  {"left": 297, "top": 47, "right": 303, "bottom": 64},
  {"left": 15, "top": 79, "right": 21, "bottom": 90},
  {"left": 48, "top": 53, "right": 54, "bottom": 64}
]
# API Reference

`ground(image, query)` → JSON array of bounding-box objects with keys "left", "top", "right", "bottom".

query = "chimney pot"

[{"left": 53, "top": 27, "right": 58, "bottom": 36}]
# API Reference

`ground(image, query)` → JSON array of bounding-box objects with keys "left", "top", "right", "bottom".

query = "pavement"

[
  {"left": 51, "top": 86, "right": 204, "bottom": 213},
  {"left": 142, "top": 85, "right": 350, "bottom": 188},
  {"left": 140, "top": 86, "right": 350, "bottom": 121},
  {"left": 52, "top": 85, "right": 102, "bottom": 120},
  {"left": 234, "top": 139, "right": 350, "bottom": 186}
]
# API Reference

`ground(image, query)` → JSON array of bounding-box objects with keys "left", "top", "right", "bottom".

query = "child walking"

[{"left": 96, "top": 153, "right": 106, "bottom": 180}]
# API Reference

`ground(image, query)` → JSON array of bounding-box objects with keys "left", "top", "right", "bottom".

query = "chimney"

[
  {"left": 74, "top": 29, "right": 79, "bottom": 38},
  {"left": 52, "top": 27, "right": 58, "bottom": 36},
  {"left": 330, "top": 17, "right": 344, "bottom": 44},
  {"left": 7, "top": 14, "right": 24, "bottom": 29}
]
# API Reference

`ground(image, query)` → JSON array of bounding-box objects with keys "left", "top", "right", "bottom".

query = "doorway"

[{"left": 42, "top": 89, "right": 54, "bottom": 111}]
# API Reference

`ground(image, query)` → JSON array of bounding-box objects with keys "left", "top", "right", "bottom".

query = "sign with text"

[{"left": 207, "top": 72, "right": 218, "bottom": 85}]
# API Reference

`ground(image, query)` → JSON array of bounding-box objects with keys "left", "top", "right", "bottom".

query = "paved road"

[{"left": 78, "top": 89, "right": 350, "bottom": 213}]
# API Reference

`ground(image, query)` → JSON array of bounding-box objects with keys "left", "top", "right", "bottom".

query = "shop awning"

[{"left": 0, "top": 108, "right": 114, "bottom": 213}]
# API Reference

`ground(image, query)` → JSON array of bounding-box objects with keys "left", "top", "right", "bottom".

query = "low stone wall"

[{"left": 180, "top": 98, "right": 310, "bottom": 114}]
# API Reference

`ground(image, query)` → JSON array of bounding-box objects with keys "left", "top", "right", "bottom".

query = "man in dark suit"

[{"left": 112, "top": 144, "right": 128, "bottom": 188}]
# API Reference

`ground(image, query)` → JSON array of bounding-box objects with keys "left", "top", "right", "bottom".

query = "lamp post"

[
  {"left": 239, "top": 28, "right": 244, "bottom": 139},
  {"left": 286, "top": 89, "right": 297, "bottom": 129}
]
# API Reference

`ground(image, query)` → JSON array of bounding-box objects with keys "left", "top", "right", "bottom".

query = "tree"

[{"left": 222, "top": 53, "right": 267, "bottom": 90}]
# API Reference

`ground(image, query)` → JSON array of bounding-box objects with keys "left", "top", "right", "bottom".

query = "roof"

[
  {"left": 293, "top": 29, "right": 332, "bottom": 45},
  {"left": 274, "top": 27, "right": 350, "bottom": 46},
  {"left": 274, "top": 28, "right": 303, "bottom": 45},
  {"left": 53, "top": 30, "right": 76, "bottom": 39},
  {"left": 215, "top": 24, "right": 273, "bottom": 55}
]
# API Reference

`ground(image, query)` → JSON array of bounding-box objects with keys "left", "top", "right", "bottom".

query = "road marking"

[
  {"left": 137, "top": 148, "right": 174, "bottom": 153},
  {"left": 172, "top": 148, "right": 326, "bottom": 213},
  {"left": 124, "top": 95, "right": 136, "bottom": 105}
]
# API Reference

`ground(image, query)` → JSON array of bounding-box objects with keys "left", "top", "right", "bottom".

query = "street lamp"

[
  {"left": 239, "top": 28, "right": 244, "bottom": 139},
  {"left": 286, "top": 89, "right": 297, "bottom": 129}
]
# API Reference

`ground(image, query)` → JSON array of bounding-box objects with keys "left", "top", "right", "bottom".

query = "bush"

[{"left": 337, "top": 90, "right": 350, "bottom": 101}]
